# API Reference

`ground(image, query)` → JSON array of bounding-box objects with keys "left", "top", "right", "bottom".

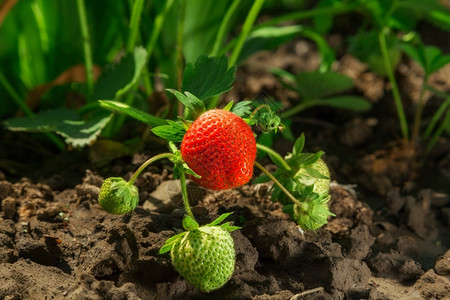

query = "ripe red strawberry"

[{"left": 180, "top": 109, "right": 256, "bottom": 190}]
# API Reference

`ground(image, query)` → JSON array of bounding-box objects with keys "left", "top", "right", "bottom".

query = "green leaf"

[
  {"left": 182, "top": 215, "right": 199, "bottom": 231},
  {"left": 295, "top": 71, "right": 353, "bottom": 100},
  {"left": 4, "top": 108, "right": 112, "bottom": 147},
  {"left": 252, "top": 174, "right": 271, "bottom": 184},
  {"left": 292, "top": 134, "right": 305, "bottom": 158},
  {"left": 208, "top": 212, "right": 233, "bottom": 226},
  {"left": 166, "top": 89, "right": 206, "bottom": 119},
  {"left": 303, "top": 167, "right": 329, "bottom": 179},
  {"left": 401, "top": 43, "right": 450, "bottom": 78},
  {"left": 319, "top": 96, "right": 372, "bottom": 112},
  {"left": 99, "top": 100, "right": 167, "bottom": 127},
  {"left": 181, "top": 55, "right": 236, "bottom": 101},
  {"left": 231, "top": 100, "right": 253, "bottom": 117},
  {"left": 151, "top": 120, "right": 186, "bottom": 142},
  {"left": 93, "top": 47, "right": 148, "bottom": 100}
]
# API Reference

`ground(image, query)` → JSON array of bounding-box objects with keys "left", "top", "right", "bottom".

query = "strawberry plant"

[{"left": 95, "top": 55, "right": 333, "bottom": 292}]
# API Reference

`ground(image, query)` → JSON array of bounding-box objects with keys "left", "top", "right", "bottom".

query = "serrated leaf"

[
  {"left": 181, "top": 55, "right": 235, "bottom": 100},
  {"left": 93, "top": 47, "right": 148, "bottom": 100},
  {"left": 4, "top": 108, "right": 112, "bottom": 147},
  {"left": 166, "top": 89, "right": 205, "bottom": 119},
  {"left": 99, "top": 100, "right": 167, "bottom": 127},
  {"left": 319, "top": 96, "right": 372, "bottom": 111},
  {"left": 231, "top": 100, "right": 253, "bottom": 117},
  {"left": 295, "top": 71, "right": 354, "bottom": 100},
  {"left": 151, "top": 120, "right": 186, "bottom": 142},
  {"left": 182, "top": 215, "right": 199, "bottom": 231},
  {"left": 208, "top": 212, "right": 233, "bottom": 226}
]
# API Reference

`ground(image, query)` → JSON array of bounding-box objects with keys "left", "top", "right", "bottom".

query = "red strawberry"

[{"left": 180, "top": 109, "right": 256, "bottom": 190}]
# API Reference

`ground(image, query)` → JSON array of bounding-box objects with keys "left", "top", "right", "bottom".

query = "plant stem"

[
  {"left": 423, "top": 87, "right": 450, "bottom": 139},
  {"left": 378, "top": 28, "right": 408, "bottom": 140},
  {"left": 280, "top": 99, "right": 325, "bottom": 119},
  {"left": 128, "top": 152, "right": 177, "bottom": 185},
  {"left": 179, "top": 167, "right": 195, "bottom": 220},
  {"left": 250, "top": 104, "right": 272, "bottom": 119},
  {"left": 412, "top": 80, "right": 427, "bottom": 141},
  {"left": 254, "top": 161, "right": 301, "bottom": 206},
  {"left": 210, "top": 0, "right": 240, "bottom": 56},
  {"left": 0, "top": 71, "right": 33, "bottom": 117},
  {"left": 256, "top": 144, "right": 291, "bottom": 171},
  {"left": 126, "top": 0, "right": 145, "bottom": 53},
  {"left": 76, "top": 0, "right": 94, "bottom": 102},
  {"left": 426, "top": 108, "right": 450, "bottom": 153},
  {"left": 228, "top": 0, "right": 265, "bottom": 67}
]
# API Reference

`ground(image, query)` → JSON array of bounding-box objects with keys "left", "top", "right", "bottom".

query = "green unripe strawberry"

[
  {"left": 295, "top": 157, "right": 330, "bottom": 196},
  {"left": 98, "top": 177, "right": 139, "bottom": 214},
  {"left": 160, "top": 213, "right": 239, "bottom": 292}
]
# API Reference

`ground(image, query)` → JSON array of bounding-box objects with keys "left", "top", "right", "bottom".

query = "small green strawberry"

[
  {"left": 160, "top": 213, "right": 240, "bottom": 292},
  {"left": 294, "top": 157, "right": 330, "bottom": 196},
  {"left": 98, "top": 177, "right": 139, "bottom": 214}
]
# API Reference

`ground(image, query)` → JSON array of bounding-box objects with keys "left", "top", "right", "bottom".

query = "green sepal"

[
  {"left": 166, "top": 89, "right": 206, "bottom": 120},
  {"left": 292, "top": 191, "right": 334, "bottom": 231},
  {"left": 222, "top": 101, "right": 234, "bottom": 111},
  {"left": 183, "top": 215, "right": 200, "bottom": 231},
  {"left": 151, "top": 120, "right": 186, "bottom": 142},
  {"left": 158, "top": 231, "right": 188, "bottom": 254},
  {"left": 198, "top": 226, "right": 213, "bottom": 234},
  {"left": 208, "top": 212, "right": 234, "bottom": 226},
  {"left": 253, "top": 174, "right": 271, "bottom": 184},
  {"left": 292, "top": 134, "right": 305, "bottom": 158}
]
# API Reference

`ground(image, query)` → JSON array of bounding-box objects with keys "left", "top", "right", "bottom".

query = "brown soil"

[{"left": 1, "top": 29, "right": 450, "bottom": 300}]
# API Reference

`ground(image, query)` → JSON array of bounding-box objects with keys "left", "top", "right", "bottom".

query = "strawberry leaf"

[
  {"left": 99, "top": 100, "right": 167, "bottom": 127},
  {"left": 151, "top": 120, "right": 186, "bottom": 142},
  {"left": 231, "top": 101, "right": 253, "bottom": 117},
  {"left": 181, "top": 55, "right": 236, "bottom": 101},
  {"left": 166, "top": 89, "right": 205, "bottom": 119},
  {"left": 295, "top": 71, "right": 354, "bottom": 100}
]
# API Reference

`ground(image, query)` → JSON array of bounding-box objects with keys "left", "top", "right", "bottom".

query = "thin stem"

[
  {"left": 423, "top": 89, "right": 450, "bottom": 139},
  {"left": 128, "top": 152, "right": 177, "bottom": 185},
  {"left": 176, "top": 0, "right": 185, "bottom": 90},
  {"left": 256, "top": 144, "right": 291, "bottom": 171},
  {"left": 180, "top": 168, "right": 195, "bottom": 220},
  {"left": 254, "top": 161, "right": 301, "bottom": 206},
  {"left": 221, "top": 3, "right": 358, "bottom": 56},
  {"left": 378, "top": 28, "right": 408, "bottom": 140},
  {"left": 280, "top": 99, "right": 326, "bottom": 119},
  {"left": 0, "top": 71, "right": 33, "bottom": 116},
  {"left": 126, "top": 0, "right": 145, "bottom": 53},
  {"left": 228, "top": 0, "right": 265, "bottom": 67},
  {"left": 76, "top": 0, "right": 94, "bottom": 102},
  {"left": 412, "top": 79, "right": 427, "bottom": 141},
  {"left": 426, "top": 108, "right": 450, "bottom": 153},
  {"left": 210, "top": 0, "right": 240, "bottom": 56}
]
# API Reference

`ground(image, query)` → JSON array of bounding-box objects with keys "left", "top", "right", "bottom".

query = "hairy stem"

[
  {"left": 254, "top": 161, "right": 300, "bottom": 206},
  {"left": 179, "top": 168, "right": 195, "bottom": 220},
  {"left": 76, "top": 0, "right": 94, "bottom": 101},
  {"left": 250, "top": 104, "right": 272, "bottom": 119},
  {"left": 128, "top": 153, "right": 177, "bottom": 185},
  {"left": 256, "top": 144, "right": 291, "bottom": 171}
]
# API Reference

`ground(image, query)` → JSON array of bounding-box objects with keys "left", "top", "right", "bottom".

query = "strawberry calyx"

[{"left": 159, "top": 212, "right": 240, "bottom": 255}]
